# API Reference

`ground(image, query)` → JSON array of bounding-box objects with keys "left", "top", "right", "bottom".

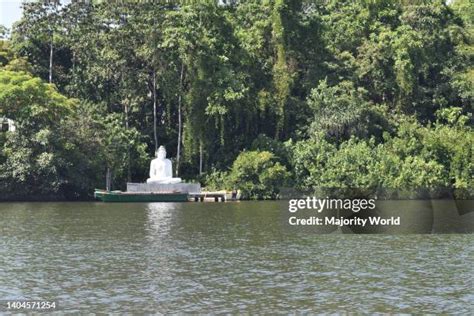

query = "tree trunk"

[
  {"left": 124, "top": 100, "right": 131, "bottom": 182},
  {"left": 106, "top": 167, "right": 112, "bottom": 191},
  {"left": 199, "top": 142, "right": 203, "bottom": 175},
  {"left": 49, "top": 36, "right": 53, "bottom": 84},
  {"left": 176, "top": 63, "right": 185, "bottom": 177},
  {"left": 153, "top": 69, "right": 158, "bottom": 152}
]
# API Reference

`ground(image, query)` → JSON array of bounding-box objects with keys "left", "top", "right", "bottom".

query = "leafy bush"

[
  {"left": 291, "top": 136, "right": 336, "bottom": 189},
  {"left": 229, "top": 150, "right": 290, "bottom": 200},
  {"left": 319, "top": 138, "right": 380, "bottom": 189},
  {"left": 250, "top": 134, "right": 290, "bottom": 166},
  {"left": 203, "top": 168, "right": 229, "bottom": 191},
  {"left": 379, "top": 110, "right": 472, "bottom": 196}
]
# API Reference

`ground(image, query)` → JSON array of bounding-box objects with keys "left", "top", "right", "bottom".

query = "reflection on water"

[
  {"left": 0, "top": 201, "right": 472, "bottom": 313},
  {"left": 146, "top": 202, "right": 177, "bottom": 236}
]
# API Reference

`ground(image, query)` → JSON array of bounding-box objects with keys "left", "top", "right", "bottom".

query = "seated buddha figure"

[{"left": 146, "top": 146, "right": 182, "bottom": 184}]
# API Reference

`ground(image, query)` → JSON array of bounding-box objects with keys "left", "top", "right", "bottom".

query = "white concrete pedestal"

[{"left": 127, "top": 182, "right": 201, "bottom": 194}]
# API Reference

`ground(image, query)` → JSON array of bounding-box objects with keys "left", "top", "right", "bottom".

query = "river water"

[{"left": 0, "top": 201, "right": 472, "bottom": 313}]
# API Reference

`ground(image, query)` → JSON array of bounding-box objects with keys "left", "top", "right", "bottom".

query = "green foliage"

[
  {"left": 319, "top": 138, "right": 380, "bottom": 189},
  {"left": 0, "top": 70, "right": 74, "bottom": 128},
  {"left": 0, "top": 69, "right": 148, "bottom": 199},
  {"left": 0, "top": 25, "right": 8, "bottom": 39},
  {"left": 0, "top": 37, "right": 34, "bottom": 72},
  {"left": 250, "top": 134, "right": 290, "bottom": 166},
  {"left": 229, "top": 151, "right": 290, "bottom": 200},
  {"left": 0, "top": 69, "right": 74, "bottom": 199},
  {"left": 203, "top": 168, "right": 229, "bottom": 191},
  {"left": 101, "top": 112, "right": 148, "bottom": 183},
  {"left": 375, "top": 115, "right": 473, "bottom": 197},
  {"left": 451, "top": 0, "right": 474, "bottom": 109},
  {"left": 0, "top": 40, "right": 13, "bottom": 66},
  {"left": 291, "top": 136, "right": 336, "bottom": 190},
  {"left": 292, "top": 110, "right": 473, "bottom": 198},
  {"left": 307, "top": 80, "right": 391, "bottom": 142}
]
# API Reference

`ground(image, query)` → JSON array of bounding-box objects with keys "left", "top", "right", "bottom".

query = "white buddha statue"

[{"left": 146, "top": 146, "right": 182, "bottom": 184}]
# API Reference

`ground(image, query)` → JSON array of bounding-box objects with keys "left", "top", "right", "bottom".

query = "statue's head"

[{"left": 156, "top": 146, "right": 167, "bottom": 160}]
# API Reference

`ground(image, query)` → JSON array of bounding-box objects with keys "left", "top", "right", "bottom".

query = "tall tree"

[{"left": 13, "top": 0, "right": 67, "bottom": 86}]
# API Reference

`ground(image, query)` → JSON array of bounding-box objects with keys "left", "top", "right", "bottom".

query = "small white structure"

[{"left": 0, "top": 117, "right": 16, "bottom": 132}]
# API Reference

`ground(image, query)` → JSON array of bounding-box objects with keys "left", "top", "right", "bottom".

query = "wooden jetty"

[{"left": 189, "top": 191, "right": 227, "bottom": 202}]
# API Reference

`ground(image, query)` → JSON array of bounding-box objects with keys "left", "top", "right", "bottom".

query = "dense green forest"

[{"left": 0, "top": 0, "right": 472, "bottom": 200}]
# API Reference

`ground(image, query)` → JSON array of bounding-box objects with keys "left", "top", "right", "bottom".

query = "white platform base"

[
  {"left": 146, "top": 177, "right": 182, "bottom": 184},
  {"left": 127, "top": 182, "right": 201, "bottom": 194}
]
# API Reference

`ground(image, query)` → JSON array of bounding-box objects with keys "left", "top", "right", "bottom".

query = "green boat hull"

[{"left": 94, "top": 190, "right": 189, "bottom": 202}]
